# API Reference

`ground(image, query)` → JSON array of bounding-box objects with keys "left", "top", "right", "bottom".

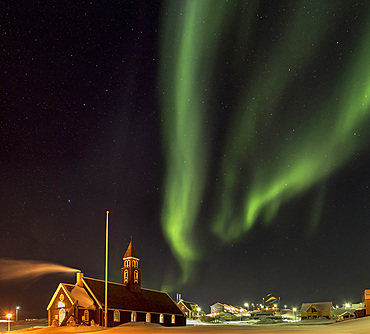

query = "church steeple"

[{"left": 121, "top": 238, "right": 141, "bottom": 292}]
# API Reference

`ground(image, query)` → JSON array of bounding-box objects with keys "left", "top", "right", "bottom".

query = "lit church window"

[
  {"left": 124, "top": 269, "right": 128, "bottom": 283},
  {"left": 114, "top": 310, "right": 120, "bottom": 322}
]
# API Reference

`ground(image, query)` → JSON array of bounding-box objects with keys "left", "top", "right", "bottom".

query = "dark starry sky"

[{"left": 0, "top": 0, "right": 369, "bottom": 319}]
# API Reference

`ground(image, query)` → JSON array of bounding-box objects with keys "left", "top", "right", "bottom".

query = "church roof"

[
  {"left": 123, "top": 239, "right": 139, "bottom": 259},
  {"left": 83, "top": 277, "right": 183, "bottom": 315}
]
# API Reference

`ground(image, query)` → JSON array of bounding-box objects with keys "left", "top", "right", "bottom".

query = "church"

[{"left": 47, "top": 240, "right": 186, "bottom": 327}]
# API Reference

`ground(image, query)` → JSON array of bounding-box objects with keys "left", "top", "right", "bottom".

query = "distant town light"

[{"left": 7, "top": 314, "right": 12, "bottom": 331}]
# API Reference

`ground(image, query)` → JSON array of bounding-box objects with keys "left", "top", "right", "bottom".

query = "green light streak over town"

[
  {"left": 159, "top": 1, "right": 231, "bottom": 282},
  {"left": 159, "top": 0, "right": 370, "bottom": 281}
]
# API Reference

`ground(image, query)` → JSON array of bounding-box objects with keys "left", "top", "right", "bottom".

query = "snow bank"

[
  {"left": 70, "top": 286, "right": 95, "bottom": 309},
  {"left": 5, "top": 317, "right": 370, "bottom": 334}
]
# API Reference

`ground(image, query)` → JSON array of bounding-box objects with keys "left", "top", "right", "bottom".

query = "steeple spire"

[
  {"left": 124, "top": 237, "right": 139, "bottom": 259},
  {"left": 121, "top": 238, "right": 141, "bottom": 292}
]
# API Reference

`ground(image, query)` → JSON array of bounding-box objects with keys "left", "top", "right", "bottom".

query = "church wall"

[
  {"left": 48, "top": 288, "right": 73, "bottom": 326},
  {"left": 175, "top": 315, "right": 186, "bottom": 326},
  {"left": 151, "top": 313, "right": 160, "bottom": 323},
  {"left": 137, "top": 312, "right": 146, "bottom": 322}
]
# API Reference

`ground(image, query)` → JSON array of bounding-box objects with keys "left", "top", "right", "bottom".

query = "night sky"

[{"left": 1, "top": 0, "right": 369, "bottom": 319}]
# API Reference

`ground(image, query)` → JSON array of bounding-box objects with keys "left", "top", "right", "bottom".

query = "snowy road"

[{"left": 1, "top": 318, "right": 370, "bottom": 334}]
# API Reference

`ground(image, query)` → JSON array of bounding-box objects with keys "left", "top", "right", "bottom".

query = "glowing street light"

[
  {"left": 196, "top": 307, "right": 201, "bottom": 318},
  {"left": 293, "top": 308, "right": 297, "bottom": 321},
  {"left": 244, "top": 303, "right": 249, "bottom": 310},
  {"left": 15, "top": 307, "right": 20, "bottom": 321},
  {"left": 7, "top": 314, "right": 12, "bottom": 331}
]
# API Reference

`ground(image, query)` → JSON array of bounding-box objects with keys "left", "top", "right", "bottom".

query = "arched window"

[
  {"left": 146, "top": 313, "right": 151, "bottom": 323},
  {"left": 58, "top": 308, "right": 65, "bottom": 325},
  {"left": 114, "top": 310, "right": 120, "bottom": 322},
  {"left": 84, "top": 310, "right": 89, "bottom": 322},
  {"left": 131, "top": 311, "right": 137, "bottom": 322},
  {"left": 125, "top": 260, "right": 130, "bottom": 267},
  {"left": 171, "top": 315, "right": 175, "bottom": 324},
  {"left": 124, "top": 269, "right": 128, "bottom": 283},
  {"left": 159, "top": 314, "right": 164, "bottom": 323},
  {"left": 134, "top": 270, "right": 138, "bottom": 283}
]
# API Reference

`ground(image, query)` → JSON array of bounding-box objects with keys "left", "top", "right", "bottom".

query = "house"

[
  {"left": 263, "top": 293, "right": 280, "bottom": 309},
  {"left": 339, "top": 311, "right": 355, "bottom": 320},
  {"left": 363, "top": 289, "right": 370, "bottom": 316},
  {"left": 177, "top": 300, "right": 204, "bottom": 319},
  {"left": 300, "top": 302, "right": 333, "bottom": 319},
  {"left": 210, "top": 302, "right": 246, "bottom": 316},
  {"left": 47, "top": 239, "right": 186, "bottom": 327}
]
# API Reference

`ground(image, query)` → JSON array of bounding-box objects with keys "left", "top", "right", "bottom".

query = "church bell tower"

[{"left": 121, "top": 238, "right": 141, "bottom": 293}]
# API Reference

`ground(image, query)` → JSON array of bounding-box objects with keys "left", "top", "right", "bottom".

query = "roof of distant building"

[
  {"left": 300, "top": 302, "right": 333, "bottom": 312},
  {"left": 179, "top": 300, "right": 198, "bottom": 311}
]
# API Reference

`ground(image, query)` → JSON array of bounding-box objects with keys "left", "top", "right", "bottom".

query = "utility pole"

[{"left": 105, "top": 211, "right": 109, "bottom": 328}]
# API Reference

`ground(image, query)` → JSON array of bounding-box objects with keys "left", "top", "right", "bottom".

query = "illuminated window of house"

[
  {"left": 84, "top": 310, "right": 89, "bottom": 322},
  {"left": 159, "top": 314, "right": 164, "bottom": 323},
  {"left": 131, "top": 311, "right": 137, "bottom": 322},
  {"left": 134, "top": 270, "right": 138, "bottom": 283},
  {"left": 114, "top": 310, "right": 120, "bottom": 322},
  {"left": 146, "top": 313, "right": 151, "bottom": 323},
  {"left": 58, "top": 301, "right": 65, "bottom": 308},
  {"left": 124, "top": 269, "right": 128, "bottom": 283},
  {"left": 58, "top": 294, "right": 65, "bottom": 308},
  {"left": 171, "top": 315, "right": 175, "bottom": 324}
]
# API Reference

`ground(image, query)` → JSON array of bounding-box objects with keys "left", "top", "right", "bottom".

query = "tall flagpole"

[{"left": 105, "top": 210, "right": 109, "bottom": 328}]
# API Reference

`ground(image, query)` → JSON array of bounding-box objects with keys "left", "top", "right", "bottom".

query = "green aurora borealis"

[{"left": 159, "top": 1, "right": 370, "bottom": 283}]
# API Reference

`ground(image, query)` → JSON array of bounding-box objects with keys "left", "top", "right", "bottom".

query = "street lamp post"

[
  {"left": 7, "top": 314, "right": 12, "bottom": 331},
  {"left": 16, "top": 307, "right": 20, "bottom": 321},
  {"left": 293, "top": 308, "right": 297, "bottom": 321}
]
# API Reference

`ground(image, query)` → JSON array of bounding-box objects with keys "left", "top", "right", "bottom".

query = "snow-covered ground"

[{"left": 2, "top": 318, "right": 370, "bottom": 334}]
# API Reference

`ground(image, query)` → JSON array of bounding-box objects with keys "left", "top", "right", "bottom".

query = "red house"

[
  {"left": 177, "top": 299, "right": 203, "bottom": 319},
  {"left": 47, "top": 240, "right": 186, "bottom": 327}
]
